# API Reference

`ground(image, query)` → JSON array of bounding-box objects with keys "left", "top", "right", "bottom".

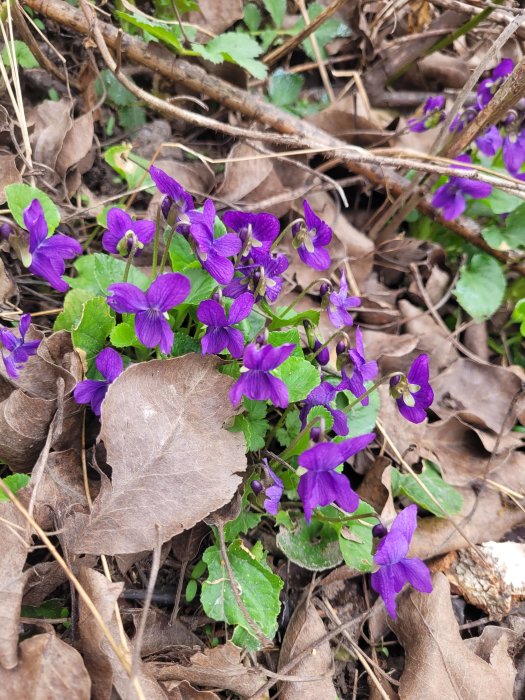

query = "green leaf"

[
  {"left": 454, "top": 253, "right": 506, "bottom": 322},
  {"left": 185, "top": 579, "right": 198, "bottom": 603},
  {"left": 201, "top": 539, "right": 283, "bottom": 650},
  {"left": 110, "top": 319, "right": 141, "bottom": 349},
  {"left": 268, "top": 306, "right": 320, "bottom": 331},
  {"left": 104, "top": 144, "right": 154, "bottom": 190},
  {"left": 483, "top": 187, "right": 523, "bottom": 215},
  {"left": 344, "top": 386, "right": 381, "bottom": 438},
  {"left": 71, "top": 297, "right": 115, "bottom": 369},
  {"left": 390, "top": 461, "right": 463, "bottom": 517},
  {"left": 276, "top": 514, "right": 343, "bottom": 571},
  {"left": 0, "top": 473, "right": 30, "bottom": 501},
  {"left": 272, "top": 356, "right": 321, "bottom": 403},
  {"left": 333, "top": 501, "right": 376, "bottom": 572},
  {"left": 275, "top": 408, "right": 302, "bottom": 448},
  {"left": 54, "top": 289, "right": 94, "bottom": 331},
  {"left": 263, "top": 0, "right": 286, "bottom": 27},
  {"left": 21, "top": 599, "right": 69, "bottom": 622},
  {"left": 169, "top": 232, "right": 198, "bottom": 271},
  {"left": 96, "top": 69, "right": 136, "bottom": 107},
  {"left": 115, "top": 12, "right": 184, "bottom": 52},
  {"left": 5, "top": 183, "right": 60, "bottom": 233},
  {"left": 192, "top": 33, "right": 267, "bottom": 80},
  {"left": 307, "top": 405, "right": 333, "bottom": 432},
  {"left": 224, "top": 486, "right": 263, "bottom": 540},
  {"left": 96, "top": 204, "right": 126, "bottom": 229},
  {"left": 492, "top": 203, "right": 525, "bottom": 249},
  {"left": 268, "top": 69, "right": 304, "bottom": 107},
  {"left": 230, "top": 398, "right": 269, "bottom": 452},
  {"left": 1, "top": 40, "right": 39, "bottom": 68},
  {"left": 267, "top": 328, "right": 303, "bottom": 357},
  {"left": 293, "top": 3, "right": 351, "bottom": 61},
  {"left": 512, "top": 298, "right": 525, "bottom": 336},
  {"left": 244, "top": 3, "right": 261, "bottom": 31},
  {"left": 171, "top": 331, "right": 201, "bottom": 356},
  {"left": 183, "top": 268, "right": 216, "bottom": 304},
  {"left": 66, "top": 253, "right": 150, "bottom": 295}
]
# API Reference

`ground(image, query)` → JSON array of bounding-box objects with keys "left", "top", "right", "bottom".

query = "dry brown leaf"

[
  {"left": 217, "top": 143, "right": 274, "bottom": 204},
  {"left": 78, "top": 567, "right": 167, "bottom": 700},
  {"left": 189, "top": 0, "right": 243, "bottom": 35},
  {"left": 30, "top": 99, "right": 73, "bottom": 171},
  {"left": 56, "top": 111, "right": 94, "bottom": 177},
  {"left": 277, "top": 598, "right": 337, "bottom": 700},
  {"left": 0, "top": 258, "right": 17, "bottom": 306},
  {"left": 0, "top": 331, "right": 83, "bottom": 471},
  {"left": 307, "top": 94, "right": 393, "bottom": 145},
  {"left": 64, "top": 356, "right": 246, "bottom": 554},
  {"left": 0, "top": 503, "right": 29, "bottom": 669},
  {"left": 164, "top": 680, "right": 220, "bottom": 700},
  {"left": 0, "top": 633, "right": 91, "bottom": 698},
  {"left": 130, "top": 608, "right": 202, "bottom": 656},
  {"left": 23, "top": 561, "right": 66, "bottom": 607},
  {"left": 399, "top": 299, "right": 458, "bottom": 373},
  {"left": 391, "top": 573, "right": 516, "bottom": 699},
  {"left": 149, "top": 641, "right": 267, "bottom": 697},
  {"left": 0, "top": 154, "right": 22, "bottom": 203},
  {"left": 361, "top": 330, "right": 418, "bottom": 375}
]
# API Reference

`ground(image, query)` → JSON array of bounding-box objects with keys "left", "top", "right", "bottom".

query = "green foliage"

[
  {"left": 71, "top": 297, "right": 115, "bottom": 370},
  {"left": 6, "top": 183, "right": 60, "bottom": 233},
  {"left": 243, "top": 3, "right": 262, "bottom": 31},
  {"left": 231, "top": 399, "right": 270, "bottom": 452},
  {"left": 224, "top": 484, "right": 263, "bottom": 540},
  {"left": 263, "top": 0, "right": 286, "bottom": 28},
  {"left": 169, "top": 232, "right": 198, "bottom": 271},
  {"left": 201, "top": 539, "right": 283, "bottom": 650},
  {"left": 66, "top": 253, "right": 150, "bottom": 295},
  {"left": 275, "top": 408, "right": 302, "bottom": 448},
  {"left": 116, "top": 11, "right": 186, "bottom": 52},
  {"left": 335, "top": 385, "right": 380, "bottom": 438},
  {"left": 1, "top": 40, "right": 38, "bottom": 68},
  {"left": 267, "top": 328, "right": 302, "bottom": 355},
  {"left": 54, "top": 289, "right": 94, "bottom": 331},
  {"left": 268, "top": 70, "right": 304, "bottom": 108},
  {"left": 273, "top": 356, "right": 321, "bottom": 402},
  {"left": 293, "top": 3, "right": 352, "bottom": 61},
  {"left": 0, "top": 473, "right": 30, "bottom": 501},
  {"left": 454, "top": 253, "right": 506, "bottom": 322},
  {"left": 110, "top": 317, "right": 141, "bottom": 349},
  {"left": 276, "top": 513, "right": 343, "bottom": 570},
  {"left": 183, "top": 268, "right": 216, "bottom": 305},
  {"left": 390, "top": 461, "right": 463, "bottom": 517},
  {"left": 512, "top": 298, "right": 525, "bottom": 336},
  {"left": 267, "top": 305, "right": 320, "bottom": 330},
  {"left": 171, "top": 331, "right": 201, "bottom": 356},
  {"left": 307, "top": 404, "right": 334, "bottom": 432},
  {"left": 95, "top": 69, "right": 146, "bottom": 131},
  {"left": 21, "top": 599, "right": 69, "bottom": 626},
  {"left": 325, "top": 502, "right": 377, "bottom": 573},
  {"left": 104, "top": 144, "right": 154, "bottom": 190},
  {"left": 482, "top": 203, "right": 525, "bottom": 250},
  {"left": 191, "top": 32, "right": 267, "bottom": 79}
]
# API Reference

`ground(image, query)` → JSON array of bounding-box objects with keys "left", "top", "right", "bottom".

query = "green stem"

[
  {"left": 281, "top": 416, "right": 321, "bottom": 461},
  {"left": 345, "top": 372, "right": 402, "bottom": 411},
  {"left": 159, "top": 225, "right": 176, "bottom": 275},
  {"left": 123, "top": 240, "right": 141, "bottom": 282},
  {"left": 281, "top": 277, "right": 331, "bottom": 317},
  {"left": 271, "top": 217, "right": 303, "bottom": 250},
  {"left": 311, "top": 329, "right": 349, "bottom": 360},
  {"left": 151, "top": 209, "right": 162, "bottom": 280}
]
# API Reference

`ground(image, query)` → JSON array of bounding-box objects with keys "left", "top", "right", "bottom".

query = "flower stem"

[
  {"left": 271, "top": 217, "right": 303, "bottom": 250},
  {"left": 159, "top": 225, "right": 176, "bottom": 275},
  {"left": 311, "top": 329, "right": 350, "bottom": 360},
  {"left": 123, "top": 240, "right": 141, "bottom": 282},
  {"left": 151, "top": 209, "right": 162, "bottom": 280},
  {"left": 281, "top": 277, "right": 332, "bottom": 317},
  {"left": 345, "top": 372, "right": 403, "bottom": 411}
]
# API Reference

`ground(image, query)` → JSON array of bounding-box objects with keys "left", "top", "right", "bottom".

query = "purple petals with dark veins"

[
  {"left": 477, "top": 58, "right": 513, "bottom": 108},
  {"left": 292, "top": 200, "right": 332, "bottom": 270},
  {"left": 407, "top": 95, "right": 446, "bottom": 132},
  {"left": 223, "top": 210, "right": 279, "bottom": 262},
  {"left": 327, "top": 270, "right": 360, "bottom": 328},
  {"left": 223, "top": 253, "right": 289, "bottom": 304},
  {"left": 370, "top": 505, "right": 432, "bottom": 619},
  {"left": 338, "top": 326, "right": 378, "bottom": 406},
  {"left": 102, "top": 208, "right": 155, "bottom": 255},
  {"left": 260, "top": 458, "right": 283, "bottom": 515},
  {"left": 197, "top": 292, "right": 254, "bottom": 358},
  {"left": 23, "top": 199, "right": 82, "bottom": 292},
  {"left": 390, "top": 353, "right": 433, "bottom": 424},
  {"left": 476, "top": 125, "right": 503, "bottom": 157},
  {"left": 299, "top": 381, "right": 349, "bottom": 436},
  {"left": 149, "top": 165, "right": 194, "bottom": 223},
  {"left": 503, "top": 131, "right": 525, "bottom": 175},
  {"left": 188, "top": 199, "right": 241, "bottom": 284},
  {"left": 107, "top": 273, "right": 190, "bottom": 354},
  {"left": 229, "top": 342, "right": 295, "bottom": 408},
  {"left": 0, "top": 313, "right": 40, "bottom": 378},
  {"left": 297, "top": 434, "right": 375, "bottom": 522},
  {"left": 431, "top": 155, "right": 492, "bottom": 220},
  {"left": 74, "top": 347, "right": 124, "bottom": 416}
]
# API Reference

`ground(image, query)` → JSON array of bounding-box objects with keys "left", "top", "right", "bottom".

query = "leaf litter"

[{"left": 0, "top": 0, "right": 524, "bottom": 697}]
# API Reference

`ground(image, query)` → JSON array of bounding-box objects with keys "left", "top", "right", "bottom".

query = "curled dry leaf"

[
  {"left": 0, "top": 633, "right": 91, "bottom": 699},
  {"left": 0, "top": 154, "right": 22, "bottom": 204},
  {"left": 277, "top": 598, "right": 337, "bottom": 700},
  {"left": 149, "top": 641, "right": 267, "bottom": 697},
  {"left": 164, "top": 680, "right": 220, "bottom": 700},
  {"left": 78, "top": 567, "right": 167, "bottom": 700},
  {"left": 391, "top": 573, "right": 516, "bottom": 700},
  {"left": 0, "top": 503, "right": 29, "bottom": 669},
  {"left": 0, "top": 257, "right": 17, "bottom": 306},
  {"left": 64, "top": 356, "right": 246, "bottom": 555},
  {"left": 0, "top": 331, "right": 83, "bottom": 471},
  {"left": 189, "top": 0, "right": 243, "bottom": 35},
  {"left": 130, "top": 608, "right": 202, "bottom": 656},
  {"left": 399, "top": 299, "right": 458, "bottom": 373}
]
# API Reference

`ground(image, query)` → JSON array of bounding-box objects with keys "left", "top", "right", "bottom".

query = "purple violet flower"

[
  {"left": 149, "top": 165, "right": 194, "bottom": 225},
  {"left": 297, "top": 434, "right": 375, "bottom": 522},
  {"left": 390, "top": 354, "right": 433, "bottom": 424},
  {"left": 223, "top": 253, "right": 289, "bottom": 304},
  {"left": 222, "top": 211, "right": 279, "bottom": 262},
  {"left": 503, "top": 131, "right": 525, "bottom": 175},
  {"left": 102, "top": 208, "right": 155, "bottom": 255},
  {"left": 197, "top": 292, "right": 254, "bottom": 358},
  {"left": 476, "top": 125, "right": 503, "bottom": 157},
  {"left": 407, "top": 96, "right": 446, "bottom": 133},
  {"left": 431, "top": 155, "right": 492, "bottom": 220},
  {"left": 292, "top": 200, "right": 332, "bottom": 270},
  {"left": 326, "top": 271, "right": 361, "bottom": 329},
  {"left": 299, "top": 382, "right": 349, "bottom": 437},
  {"left": 73, "top": 347, "right": 124, "bottom": 416},
  {"left": 477, "top": 58, "right": 514, "bottom": 108},
  {"left": 370, "top": 505, "right": 433, "bottom": 619},
  {"left": 23, "top": 199, "right": 82, "bottom": 292},
  {"left": 107, "top": 272, "right": 190, "bottom": 354},
  {"left": 260, "top": 458, "right": 283, "bottom": 515},
  {"left": 449, "top": 106, "right": 478, "bottom": 134},
  {"left": 337, "top": 326, "right": 378, "bottom": 406},
  {"left": 0, "top": 314, "right": 40, "bottom": 379},
  {"left": 229, "top": 342, "right": 295, "bottom": 408},
  {"left": 188, "top": 199, "right": 242, "bottom": 284}
]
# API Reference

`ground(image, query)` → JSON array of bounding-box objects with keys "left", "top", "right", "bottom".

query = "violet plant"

[{"left": 4, "top": 170, "right": 467, "bottom": 646}]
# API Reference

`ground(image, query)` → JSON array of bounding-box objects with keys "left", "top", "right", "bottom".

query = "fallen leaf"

[
  {"left": 361, "top": 329, "right": 418, "bottom": 375},
  {"left": 189, "top": 0, "right": 244, "bottom": 35},
  {"left": 78, "top": 567, "right": 167, "bottom": 700},
  {"left": 0, "top": 503, "right": 29, "bottom": 669},
  {"left": 64, "top": 356, "right": 246, "bottom": 554},
  {"left": 0, "top": 154, "right": 22, "bottom": 203},
  {"left": 0, "top": 633, "right": 91, "bottom": 698},
  {"left": 29, "top": 98, "right": 73, "bottom": 171},
  {"left": 0, "top": 258, "right": 17, "bottom": 306},
  {"left": 163, "top": 681, "right": 220, "bottom": 700},
  {"left": 217, "top": 142, "right": 274, "bottom": 204},
  {"left": 307, "top": 94, "right": 392, "bottom": 146},
  {"left": 277, "top": 598, "right": 337, "bottom": 700},
  {"left": 149, "top": 641, "right": 267, "bottom": 697},
  {"left": 391, "top": 573, "right": 516, "bottom": 699},
  {"left": 56, "top": 111, "right": 94, "bottom": 178},
  {"left": 399, "top": 299, "right": 458, "bottom": 373},
  {"left": 130, "top": 608, "right": 202, "bottom": 656}
]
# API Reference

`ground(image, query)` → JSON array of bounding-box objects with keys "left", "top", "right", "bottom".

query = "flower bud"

[
  {"left": 251, "top": 479, "right": 263, "bottom": 495},
  {"left": 160, "top": 195, "right": 173, "bottom": 220},
  {"left": 313, "top": 339, "right": 329, "bottom": 366},
  {"left": 336, "top": 340, "right": 346, "bottom": 355},
  {"left": 319, "top": 282, "right": 330, "bottom": 298},
  {"left": 0, "top": 223, "right": 13, "bottom": 240},
  {"left": 372, "top": 523, "right": 388, "bottom": 538},
  {"left": 310, "top": 426, "right": 322, "bottom": 443}
]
